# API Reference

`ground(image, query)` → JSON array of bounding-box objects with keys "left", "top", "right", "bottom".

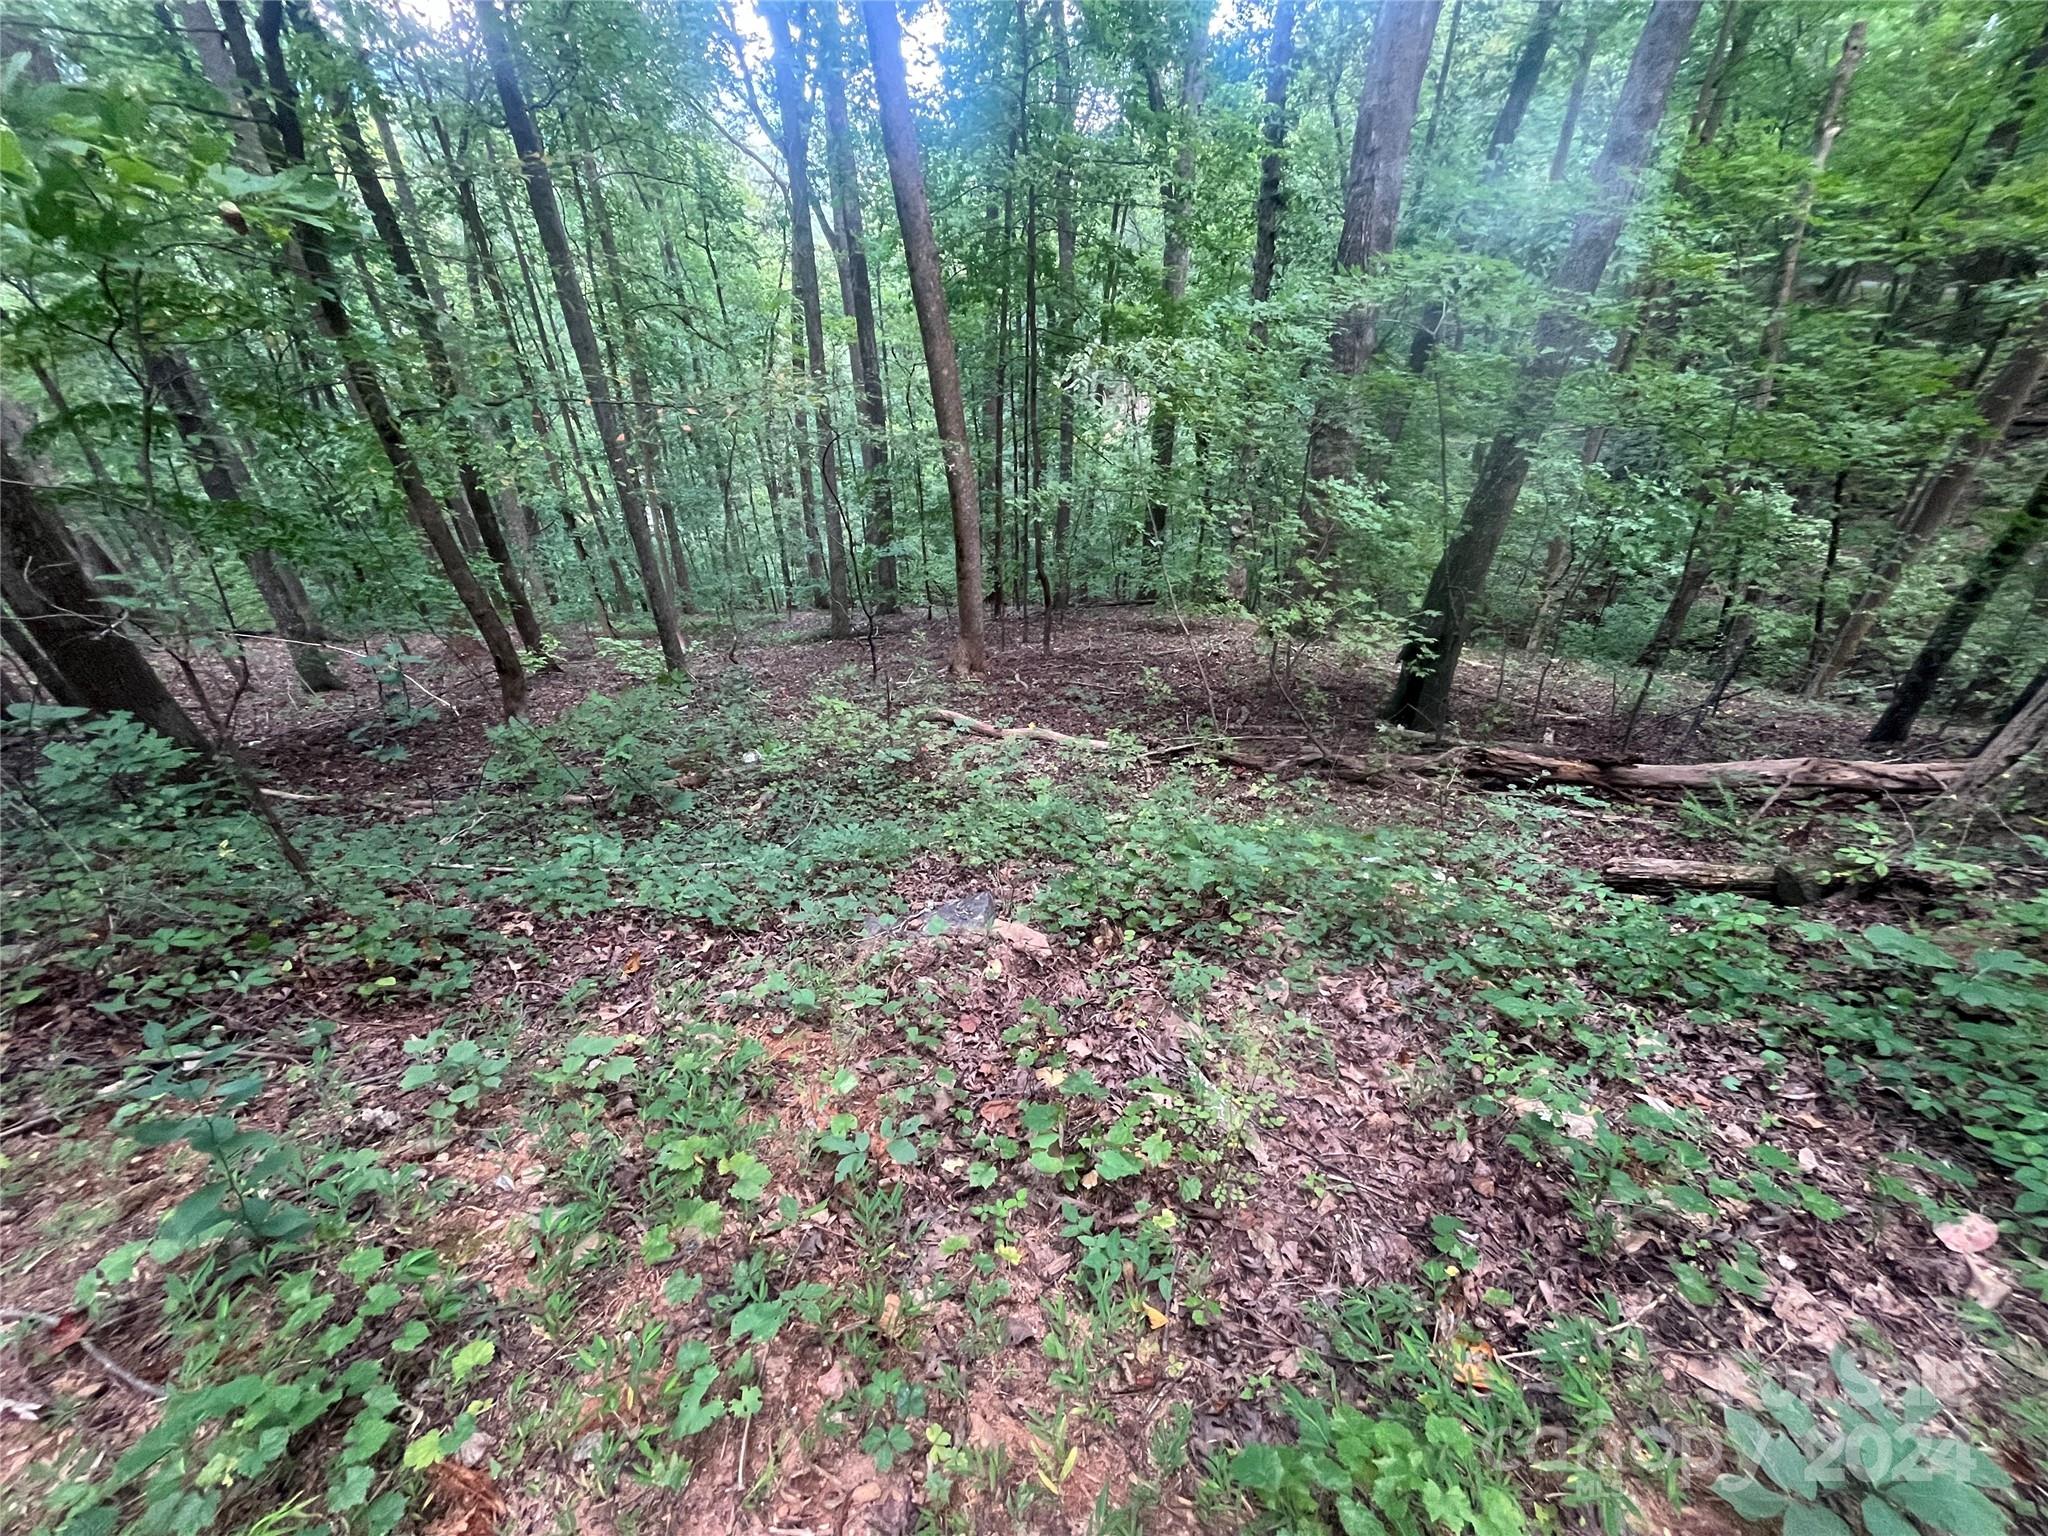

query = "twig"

[{"left": 0, "top": 1308, "right": 168, "bottom": 1399}]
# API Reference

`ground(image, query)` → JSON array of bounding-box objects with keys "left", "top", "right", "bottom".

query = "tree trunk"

[
  {"left": 1386, "top": 0, "right": 1704, "bottom": 733},
  {"left": 1808, "top": 329, "right": 2046, "bottom": 695},
  {"left": 1549, "top": 22, "right": 1599, "bottom": 182},
  {"left": 1486, "top": 0, "right": 1562, "bottom": 169},
  {"left": 298, "top": 13, "right": 548, "bottom": 656},
  {"left": 1, "top": 604, "right": 86, "bottom": 709},
  {"left": 143, "top": 350, "right": 346, "bottom": 692},
  {"left": 575, "top": 129, "right": 696, "bottom": 617},
  {"left": 473, "top": 0, "right": 685, "bottom": 673},
  {"left": 1, "top": 440, "right": 208, "bottom": 749},
  {"left": 817, "top": 0, "right": 896, "bottom": 614},
  {"left": 768, "top": 4, "right": 854, "bottom": 640},
  {"left": 1143, "top": 16, "right": 1210, "bottom": 587},
  {"left": 1868, "top": 475, "right": 2047, "bottom": 745},
  {"left": 864, "top": 0, "right": 988, "bottom": 676},
  {"left": 1052, "top": 0, "right": 1078, "bottom": 607},
  {"left": 1299, "top": 0, "right": 1443, "bottom": 566},
  {"left": 1248, "top": 0, "right": 1299, "bottom": 342},
  {"left": 435, "top": 113, "right": 613, "bottom": 625},
  {"left": 1947, "top": 667, "right": 2048, "bottom": 810},
  {"left": 229, "top": 0, "right": 527, "bottom": 720},
  {"left": 1753, "top": 20, "right": 1868, "bottom": 409}
]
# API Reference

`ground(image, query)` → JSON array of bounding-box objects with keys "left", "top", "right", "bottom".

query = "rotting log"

[
  {"left": 1600, "top": 858, "right": 1829, "bottom": 905},
  {"left": 919, "top": 708, "right": 1113, "bottom": 749},
  {"left": 916, "top": 711, "right": 1968, "bottom": 798},
  {"left": 1439, "top": 748, "right": 1966, "bottom": 796}
]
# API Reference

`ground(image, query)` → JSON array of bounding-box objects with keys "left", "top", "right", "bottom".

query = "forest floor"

[{"left": 2, "top": 608, "right": 2044, "bottom": 1536}]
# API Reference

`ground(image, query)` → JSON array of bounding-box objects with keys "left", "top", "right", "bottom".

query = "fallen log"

[
  {"left": 1600, "top": 858, "right": 1831, "bottom": 906},
  {"left": 1442, "top": 748, "right": 1967, "bottom": 796},
  {"left": 919, "top": 708, "right": 1113, "bottom": 750},
  {"left": 915, "top": 711, "right": 1968, "bottom": 798}
]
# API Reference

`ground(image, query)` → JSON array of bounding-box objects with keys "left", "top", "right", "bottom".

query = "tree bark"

[
  {"left": 1, "top": 440, "right": 209, "bottom": 749},
  {"left": 1051, "top": 0, "right": 1078, "bottom": 606},
  {"left": 574, "top": 130, "right": 696, "bottom": 617},
  {"left": 143, "top": 349, "right": 346, "bottom": 692},
  {"left": 473, "top": 0, "right": 686, "bottom": 673},
  {"left": 1947, "top": 667, "right": 2048, "bottom": 810},
  {"left": 1486, "top": 0, "right": 1562, "bottom": 169},
  {"left": 1142, "top": 15, "right": 1210, "bottom": 585},
  {"left": 1248, "top": 0, "right": 1299, "bottom": 341},
  {"left": 299, "top": 7, "right": 548, "bottom": 655},
  {"left": 864, "top": 0, "right": 988, "bottom": 676},
  {"left": 767, "top": 4, "right": 854, "bottom": 640},
  {"left": 1548, "top": 22, "right": 1599, "bottom": 183},
  {"left": 1385, "top": 0, "right": 1703, "bottom": 734},
  {"left": 1298, "top": 0, "right": 1443, "bottom": 565},
  {"left": 1868, "top": 475, "right": 2047, "bottom": 745},
  {"left": 816, "top": 0, "right": 896, "bottom": 614},
  {"left": 228, "top": 0, "right": 527, "bottom": 719}
]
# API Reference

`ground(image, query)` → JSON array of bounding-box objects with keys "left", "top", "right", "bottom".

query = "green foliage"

[{"left": 1713, "top": 1351, "right": 2015, "bottom": 1536}]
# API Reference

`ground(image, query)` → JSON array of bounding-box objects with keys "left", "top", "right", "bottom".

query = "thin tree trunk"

[
  {"left": 228, "top": 0, "right": 526, "bottom": 719},
  {"left": 144, "top": 350, "right": 346, "bottom": 692},
  {"left": 1052, "top": 0, "right": 1078, "bottom": 607},
  {"left": 1298, "top": 0, "right": 1443, "bottom": 568},
  {"left": 1486, "top": 0, "right": 1562, "bottom": 169},
  {"left": 303, "top": 9, "right": 547, "bottom": 654},
  {"left": 1946, "top": 666, "right": 2048, "bottom": 810},
  {"left": 864, "top": 0, "right": 988, "bottom": 675},
  {"left": 1809, "top": 330, "right": 2046, "bottom": 695},
  {"left": 817, "top": 0, "right": 896, "bottom": 615},
  {"left": 1869, "top": 477, "right": 2046, "bottom": 745},
  {"left": 1248, "top": 0, "right": 1299, "bottom": 343},
  {"left": 474, "top": 0, "right": 684, "bottom": 672},
  {"left": 575, "top": 129, "right": 696, "bottom": 616},
  {"left": 1143, "top": 15, "right": 1210, "bottom": 588},
  {"left": 1386, "top": 0, "right": 1705, "bottom": 733},
  {"left": 767, "top": 4, "right": 852, "bottom": 639},
  {"left": 1549, "top": 22, "right": 1600, "bottom": 182}
]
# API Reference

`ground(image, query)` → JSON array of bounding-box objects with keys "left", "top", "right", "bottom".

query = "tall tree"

[
  {"left": 1386, "top": 0, "right": 1705, "bottom": 733},
  {"left": 1807, "top": 328, "right": 2048, "bottom": 695},
  {"left": 1868, "top": 476, "right": 2048, "bottom": 746},
  {"left": 816, "top": 0, "right": 897, "bottom": 614},
  {"left": 863, "top": 0, "right": 987, "bottom": 676},
  {"left": 1485, "top": 0, "right": 1563, "bottom": 169},
  {"left": 227, "top": 0, "right": 528, "bottom": 720},
  {"left": 1298, "top": 0, "right": 1444, "bottom": 567},
  {"left": 1141, "top": 10, "right": 1210, "bottom": 588},
  {"left": 474, "top": 0, "right": 688, "bottom": 673},
  {"left": 296, "top": 5, "right": 548, "bottom": 654},
  {"left": 143, "top": 350, "right": 346, "bottom": 693},
  {"left": 768, "top": 2, "right": 854, "bottom": 639},
  {"left": 1247, "top": 0, "right": 1299, "bottom": 342}
]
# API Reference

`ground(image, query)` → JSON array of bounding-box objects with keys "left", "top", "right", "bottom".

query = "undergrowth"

[{"left": 2, "top": 680, "right": 2043, "bottom": 1535}]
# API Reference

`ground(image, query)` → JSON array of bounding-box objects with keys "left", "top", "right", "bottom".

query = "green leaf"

[
  {"left": 1861, "top": 925, "right": 1955, "bottom": 970},
  {"left": 1860, "top": 1497, "right": 1920, "bottom": 1536},
  {"left": 729, "top": 1299, "right": 787, "bottom": 1343},
  {"left": 447, "top": 1337, "right": 494, "bottom": 1386},
  {"left": 1231, "top": 1442, "right": 1287, "bottom": 1497},
  {"left": 1094, "top": 1145, "right": 1144, "bottom": 1181},
  {"left": 1784, "top": 1505, "right": 1855, "bottom": 1536},
  {"left": 1884, "top": 1476, "right": 2009, "bottom": 1536},
  {"left": 1714, "top": 1474, "right": 1791, "bottom": 1521}
]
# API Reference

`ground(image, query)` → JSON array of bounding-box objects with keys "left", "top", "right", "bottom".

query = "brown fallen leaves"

[{"left": 423, "top": 1462, "right": 506, "bottom": 1536}]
